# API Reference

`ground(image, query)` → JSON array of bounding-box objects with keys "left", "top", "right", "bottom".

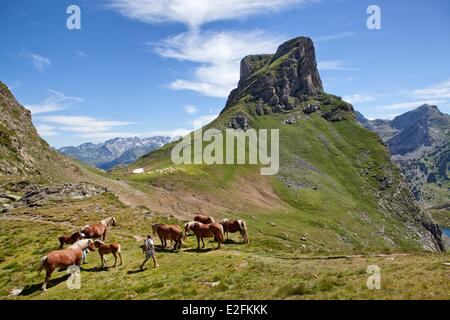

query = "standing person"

[{"left": 140, "top": 235, "right": 158, "bottom": 270}]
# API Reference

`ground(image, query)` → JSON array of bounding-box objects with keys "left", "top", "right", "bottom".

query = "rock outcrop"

[{"left": 224, "top": 37, "right": 323, "bottom": 111}]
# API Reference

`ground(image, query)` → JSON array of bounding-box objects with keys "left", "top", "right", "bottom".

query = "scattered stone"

[
  {"left": 9, "top": 288, "right": 23, "bottom": 296},
  {"left": 283, "top": 117, "right": 297, "bottom": 125},
  {"left": 303, "top": 103, "right": 320, "bottom": 114},
  {"left": 202, "top": 281, "right": 220, "bottom": 288},
  {"left": 300, "top": 237, "right": 307, "bottom": 241}
]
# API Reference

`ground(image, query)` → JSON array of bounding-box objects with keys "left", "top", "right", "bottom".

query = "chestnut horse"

[
  {"left": 69, "top": 239, "right": 96, "bottom": 263},
  {"left": 152, "top": 223, "right": 184, "bottom": 250},
  {"left": 194, "top": 214, "right": 214, "bottom": 224},
  {"left": 93, "top": 240, "right": 122, "bottom": 268},
  {"left": 37, "top": 241, "right": 96, "bottom": 291},
  {"left": 58, "top": 231, "right": 85, "bottom": 249},
  {"left": 219, "top": 219, "right": 249, "bottom": 243},
  {"left": 184, "top": 221, "right": 224, "bottom": 249},
  {"left": 80, "top": 217, "right": 116, "bottom": 241}
]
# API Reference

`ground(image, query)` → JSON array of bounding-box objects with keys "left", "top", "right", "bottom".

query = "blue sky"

[{"left": 1, "top": 0, "right": 449, "bottom": 148}]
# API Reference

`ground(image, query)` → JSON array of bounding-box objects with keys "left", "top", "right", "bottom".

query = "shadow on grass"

[
  {"left": 20, "top": 274, "right": 70, "bottom": 296},
  {"left": 127, "top": 269, "right": 146, "bottom": 274},
  {"left": 183, "top": 248, "right": 215, "bottom": 253},
  {"left": 156, "top": 246, "right": 181, "bottom": 253},
  {"left": 80, "top": 266, "right": 110, "bottom": 272},
  {"left": 224, "top": 239, "right": 243, "bottom": 245}
]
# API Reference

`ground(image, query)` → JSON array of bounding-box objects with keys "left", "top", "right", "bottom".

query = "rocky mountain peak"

[
  {"left": 391, "top": 104, "right": 443, "bottom": 130},
  {"left": 224, "top": 36, "right": 323, "bottom": 110}
]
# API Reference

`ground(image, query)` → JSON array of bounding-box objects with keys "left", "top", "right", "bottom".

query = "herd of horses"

[{"left": 37, "top": 214, "right": 248, "bottom": 291}]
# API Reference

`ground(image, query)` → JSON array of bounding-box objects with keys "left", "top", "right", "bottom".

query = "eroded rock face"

[
  {"left": 19, "top": 183, "right": 106, "bottom": 207},
  {"left": 224, "top": 37, "right": 323, "bottom": 110},
  {"left": 229, "top": 114, "right": 250, "bottom": 131}
]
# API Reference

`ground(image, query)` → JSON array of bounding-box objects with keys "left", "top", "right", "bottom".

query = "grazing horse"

[
  {"left": 152, "top": 223, "right": 184, "bottom": 250},
  {"left": 194, "top": 214, "right": 214, "bottom": 224},
  {"left": 69, "top": 239, "right": 96, "bottom": 263},
  {"left": 37, "top": 241, "right": 96, "bottom": 291},
  {"left": 80, "top": 217, "right": 116, "bottom": 241},
  {"left": 58, "top": 231, "right": 85, "bottom": 249},
  {"left": 184, "top": 221, "right": 224, "bottom": 249},
  {"left": 219, "top": 219, "right": 249, "bottom": 243},
  {"left": 93, "top": 240, "right": 122, "bottom": 268}
]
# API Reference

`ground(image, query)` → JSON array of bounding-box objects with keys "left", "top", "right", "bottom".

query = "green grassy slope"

[
  {"left": 113, "top": 39, "right": 442, "bottom": 252},
  {"left": 1, "top": 194, "right": 448, "bottom": 300}
]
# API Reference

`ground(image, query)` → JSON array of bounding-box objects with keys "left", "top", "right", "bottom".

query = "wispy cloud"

[
  {"left": 156, "top": 30, "right": 282, "bottom": 97},
  {"left": 343, "top": 93, "right": 377, "bottom": 104},
  {"left": 76, "top": 50, "right": 88, "bottom": 58},
  {"left": 410, "top": 78, "right": 450, "bottom": 99},
  {"left": 183, "top": 105, "right": 199, "bottom": 114},
  {"left": 37, "top": 115, "right": 136, "bottom": 133},
  {"left": 191, "top": 114, "right": 219, "bottom": 126},
  {"left": 36, "top": 114, "right": 190, "bottom": 143},
  {"left": 25, "top": 90, "right": 82, "bottom": 114},
  {"left": 314, "top": 31, "right": 355, "bottom": 43},
  {"left": 109, "top": 0, "right": 310, "bottom": 30},
  {"left": 35, "top": 124, "right": 57, "bottom": 137},
  {"left": 29, "top": 53, "right": 50, "bottom": 71},
  {"left": 374, "top": 100, "right": 445, "bottom": 111},
  {"left": 318, "top": 60, "right": 359, "bottom": 71}
]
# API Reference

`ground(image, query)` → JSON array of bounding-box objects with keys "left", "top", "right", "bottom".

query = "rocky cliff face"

[
  {"left": 224, "top": 37, "right": 323, "bottom": 113},
  {"left": 358, "top": 105, "right": 450, "bottom": 207},
  {"left": 0, "top": 82, "right": 82, "bottom": 183}
]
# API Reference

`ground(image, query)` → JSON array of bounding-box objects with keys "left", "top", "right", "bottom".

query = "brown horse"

[
  {"left": 152, "top": 223, "right": 184, "bottom": 250},
  {"left": 184, "top": 221, "right": 224, "bottom": 249},
  {"left": 80, "top": 217, "right": 116, "bottom": 241},
  {"left": 194, "top": 214, "right": 215, "bottom": 224},
  {"left": 58, "top": 231, "right": 85, "bottom": 249},
  {"left": 219, "top": 219, "right": 249, "bottom": 243},
  {"left": 37, "top": 241, "right": 96, "bottom": 291},
  {"left": 93, "top": 241, "right": 122, "bottom": 268}
]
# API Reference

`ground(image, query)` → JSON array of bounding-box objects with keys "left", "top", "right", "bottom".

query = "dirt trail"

[{"left": 76, "top": 167, "right": 263, "bottom": 220}]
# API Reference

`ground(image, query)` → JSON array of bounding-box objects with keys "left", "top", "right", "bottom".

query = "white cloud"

[
  {"left": 76, "top": 50, "right": 88, "bottom": 58},
  {"left": 37, "top": 115, "right": 135, "bottom": 133},
  {"left": 109, "top": 0, "right": 308, "bottom": 30},
  {"left": 35, "top": 124, "right": 57, "bottom": 137},
  {"left": 318, "top": 60, "right": 359, "bottom": 71},
  {"left": 410, "top": 78, "right": 450, "bottom": 99},
  {"left": 183, "top": 105, "right": 199, "bottom": 114},
  {"left": 29, "top": 53, "right": 50, "bottom": 71},
  {"left": 314, "top": 31, "right": 355, "bottom": 43},
  {"left": 375, "top": 100, "right": 445, "bottom": 111},
  {"left": 156, "top": 30, "right": 282, "bottom": 97},
  {"left": 26, "top": 90, "right": 82, "bottom": 114},
  {"left": 191, "top": 114, "right": 219, "bottom": 126},
  {"left": 343, "top": 93, "right": 377, "bottom": 104}
]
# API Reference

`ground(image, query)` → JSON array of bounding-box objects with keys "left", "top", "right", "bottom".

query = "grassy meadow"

[{"left": 0, "top": 193, "right": 448, "bottom": 300}]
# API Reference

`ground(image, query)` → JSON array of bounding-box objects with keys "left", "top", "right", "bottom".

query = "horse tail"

[
  {"left": 37, "top": 256, "right": 47, "bottom": 276},
  {"left": 218, "top": 224, "right": 224, "bottom": 243},
  {"left": 240, "top": 220, "right": 249, "bottom": 243}
]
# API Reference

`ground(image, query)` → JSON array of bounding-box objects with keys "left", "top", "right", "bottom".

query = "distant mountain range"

[
  {"left": 357, "top": 104, "right": 450, "bottom": 208},
  {"left": 59, "top": 136, "right": 171, "bottom": 170}
]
